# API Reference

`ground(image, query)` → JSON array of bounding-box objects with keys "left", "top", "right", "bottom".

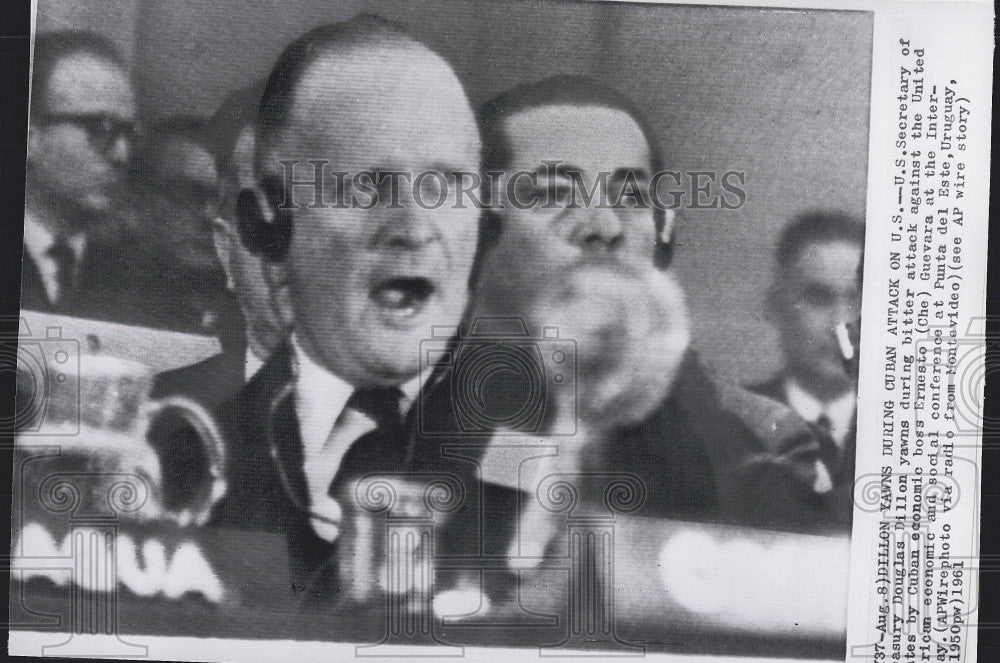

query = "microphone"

[{"left": 15, "top": 340, "right": 228, "bottom": 527}]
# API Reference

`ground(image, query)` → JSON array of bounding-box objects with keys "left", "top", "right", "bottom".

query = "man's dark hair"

[
  {"left": 205, "top": 80, "right": 267, "bottom": 226},
  {"left": 255, "top": 13, "right": 426, "bottom": 172},
  {"left": 475, "top": 75, "right": 669, "bottom": 266},
  {"left": 478, "top": 75, "right": 664, "bottom": 178},
  {"left": 145, "top": 115, "right": 208, "bottom": 154},
  {"left": 775, "top": 210, "right": 866, "bottom": 273},
  {"left": 133, "top": 115, "right": 210, "bottom": 186},
  {"left": 30, "top": 30, "right": 126, "bottom": 119}
]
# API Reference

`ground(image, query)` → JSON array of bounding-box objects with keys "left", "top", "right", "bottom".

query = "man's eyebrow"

[
  {"left": 429, "top": 162, "right": 469, "bottom": 176},
  {"left": 804, "top": 282, "right": 838, "bottom": 295},
  {"left": 533, "top": 163, "right": 584, "bottom": 178},
  {"left": 610, "top": 166, "right": 652, "bottom": 182},
  {"left": 529, "top": 165, "right": 653, "bottom": 180}
]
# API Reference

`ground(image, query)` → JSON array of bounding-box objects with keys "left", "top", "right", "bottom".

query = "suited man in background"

[
  {"left": 21, "top": 30, "right": 227, "bottom": 334},
  {"left": 140, "top": 115, "right": 220, "bottom": 274},
  {"left": 117, "top": 113, "right": 237, "bottom": 336},
  {"left": 22, "top": 31, "right": 136, "bottom": 314},
  {"left": 744, "top": 210, "right": 864, "bottom": 530},
  {"left": 151, "top": 81, "right": 286, "bottom": 410},
  {"left": 185, "top": 16, "right": 482, "bottom": 605}
]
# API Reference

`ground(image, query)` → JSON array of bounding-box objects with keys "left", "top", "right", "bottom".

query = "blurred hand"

[
  {"left": 529, "top": 265, "right": 690, "bottom": 431},
  {"left": 497, "top": 265, "right": 692, "bottom": 569}
]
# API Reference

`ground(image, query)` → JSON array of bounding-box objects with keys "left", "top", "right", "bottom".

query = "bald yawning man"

[{"left": 174, "top": 15, "right": 483, "bottom": 604}]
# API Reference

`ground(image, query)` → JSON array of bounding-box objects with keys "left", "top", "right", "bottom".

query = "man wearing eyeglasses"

[
  {"left": 22, "top": 30, "right": 136, "bottom": 313},
  {"left": 142, "top": 116, "right": 220, "bottom": 274}
]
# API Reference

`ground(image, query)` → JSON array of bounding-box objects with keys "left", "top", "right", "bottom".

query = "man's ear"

[{"left": 212, "top": 218, "right": 238, "bottom": 291}]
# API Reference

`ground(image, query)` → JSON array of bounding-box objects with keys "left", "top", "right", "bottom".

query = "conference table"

[
  {"left": 10, "top": 516, "right": 849, "bottom": 660},
  {"left": 8, "top": 311, "right": 850, "bottom": 661}
]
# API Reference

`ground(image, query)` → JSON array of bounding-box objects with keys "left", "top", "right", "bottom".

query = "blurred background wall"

[
  {"left": 35, "top": 0, "right": 137, "bottom": 62},
  {"left": 32, "top": 0, "right": 872, "bottom": 387}
]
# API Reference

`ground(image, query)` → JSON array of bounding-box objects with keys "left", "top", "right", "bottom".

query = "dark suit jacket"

[
  {"left": 178, "top": 343, "right": 792, "bottom": 607},
  {"left": 150, "top": 341, "right": 248, "bottom": 411},
  {"left": 178, "top": 342, "right": 486, "bottom": 606},
  {"left": 19, "top": 229, "right": 234, "bottom": 336},
  {"left": 744, "top": 372, "right": 856, "bottom": 532},
  {"left": 575, "top": 350, "right": 763, "bottom": 522},
  {"left": 146, "top": 346, "right": 248, "bottom": 506},
  {"left": 18, "top": 243, "right": 130, "bottom": 317}
]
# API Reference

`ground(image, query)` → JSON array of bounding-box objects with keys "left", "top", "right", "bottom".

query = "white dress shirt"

[
  {"left": 244, "top": 347, "right": 265, "bottom": 382},
  {"left": 783, "top": 379, "right": 857, "bottom": 450},
  {"left": 290, "top": 334, "right": 423, "bottom": 541},
  {"left": 22, "top": 211, "right": 86, "bottom": 304}
]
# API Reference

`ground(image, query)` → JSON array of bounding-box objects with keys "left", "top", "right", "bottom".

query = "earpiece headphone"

[{"left": 235, "top": 175, "right": 293, "bottom": 262}]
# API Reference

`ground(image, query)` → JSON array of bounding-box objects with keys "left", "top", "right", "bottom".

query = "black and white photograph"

[{"left": 5, "top": 0, "right": 991, "bottom": 661}]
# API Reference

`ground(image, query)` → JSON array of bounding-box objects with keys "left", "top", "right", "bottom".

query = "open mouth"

[{"left": 371, "top": 277, "right": 436, "bottom": 321}]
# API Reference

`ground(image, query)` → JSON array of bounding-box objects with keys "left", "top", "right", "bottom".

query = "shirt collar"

[
  {"left": 824, "top": 389, "right": 858, "bottom": 444},
  {"left": 290, "top": 333, "right": 424, "bottom": 459},
  {"left": 292, "top": 334, "right": 354, "bottom": 461},
  {"left": 784, "top": 378, "right": 856, "bottom": 447},
  {"left": 245, "top": 346, "right": 265, "bottom": 382},
  {"left": 396, "top": 373, "right": 424, "bottom": 414},
  {"left": 22, "top": 209, "right": 86, "bottom": 265}
]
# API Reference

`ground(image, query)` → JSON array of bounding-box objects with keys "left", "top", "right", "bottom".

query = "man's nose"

[
  {"left": 107, "top": 135, "right": 131, "bottom": 167},
  {"left": 569, "top": 206, "right": 625, "bottom": 252},
  {"left": 379, "top": 200, "right": 440, "bottom": 250}
]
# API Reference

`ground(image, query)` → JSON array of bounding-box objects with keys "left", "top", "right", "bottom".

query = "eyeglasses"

[{"left": 39, "top": 112, "right": 137, "bottom": 155}]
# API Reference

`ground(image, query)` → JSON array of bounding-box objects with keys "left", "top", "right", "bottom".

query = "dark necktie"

[
  {"left": 333, "top": 386, "right": 407, "bottom": 482},
  {"left": 293, "top": 386, "right": 407, "bottom": 603},
  {"left": 46, "top": 238, "right": 77, "bottom": 306}
]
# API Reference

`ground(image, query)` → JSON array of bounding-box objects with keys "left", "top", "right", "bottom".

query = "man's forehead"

[
  {"left": 270, "top": 43, "right": 477, "bottom": 162},
  {"left": 45, "top": 53, "right": 134, "bottom": 115},
  {"left": 792, "top": 240, "right": 863, "bottom": 281},
  {"left": 291, "top": 43, "right": 461, "bottom": 119},
  {"left": 501, "top": 103, "right": 651, "bottom": 171}
]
